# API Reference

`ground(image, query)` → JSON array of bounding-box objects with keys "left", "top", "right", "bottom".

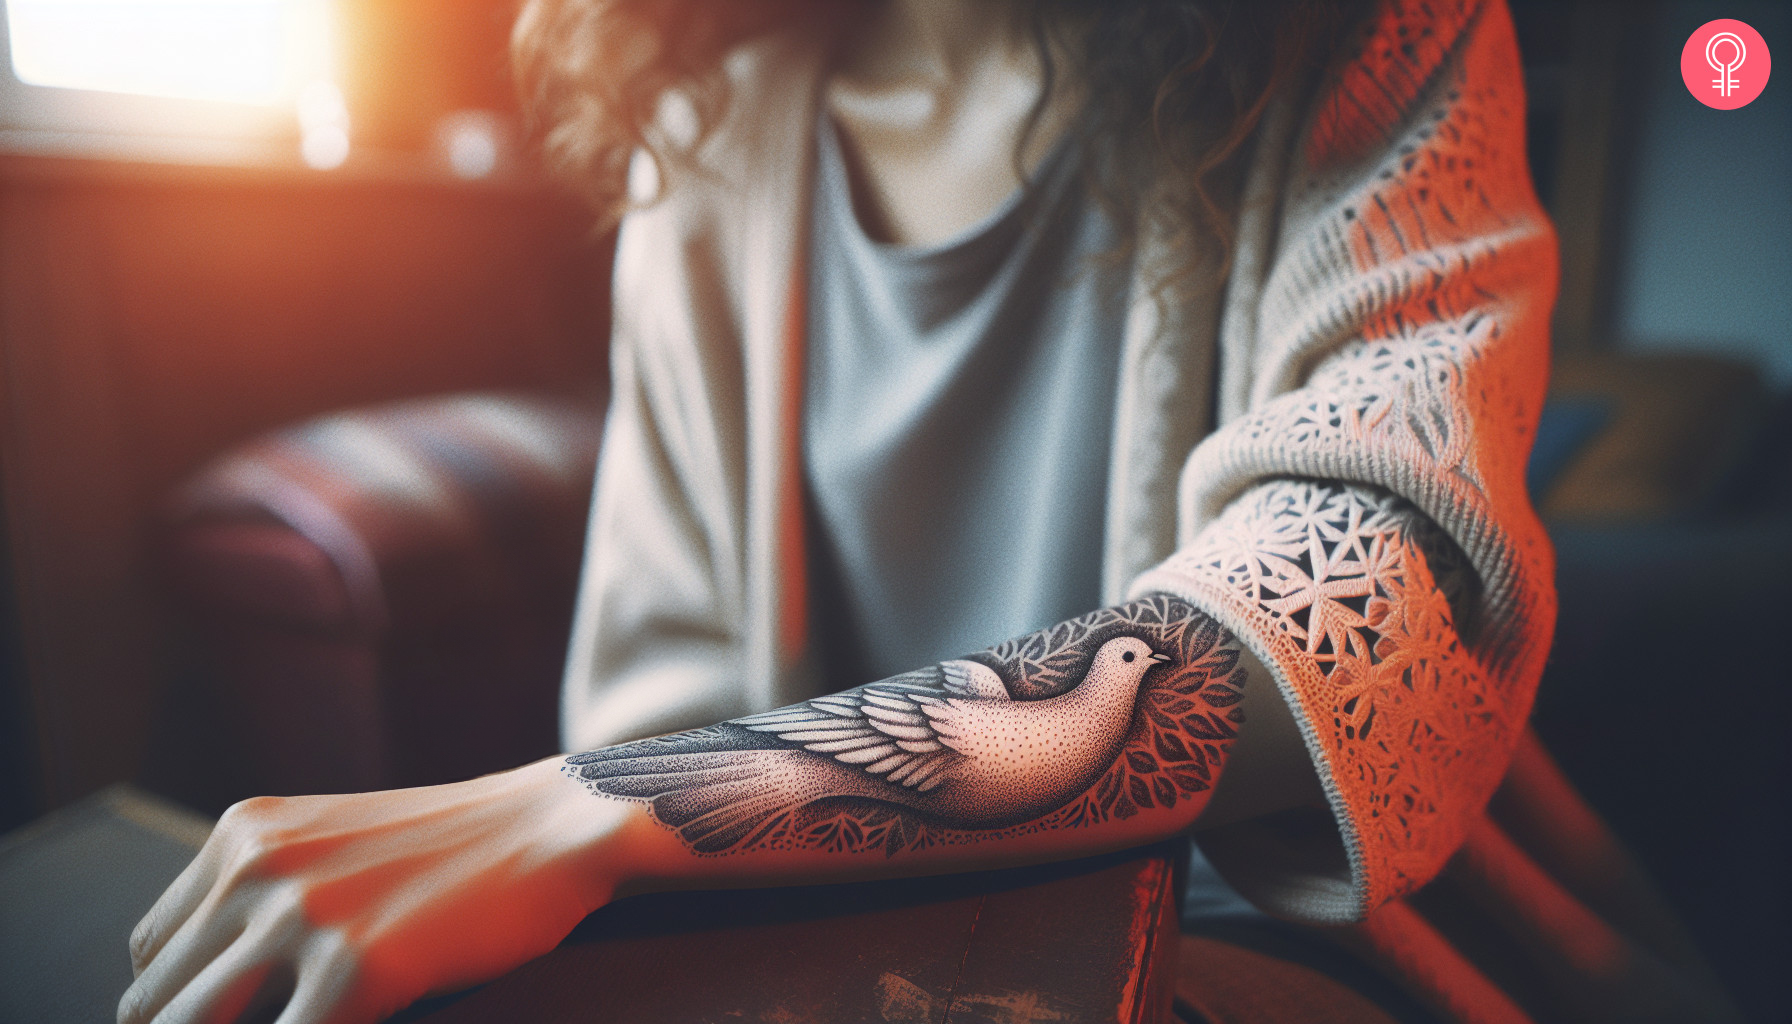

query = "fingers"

[
  {"left": 121, "top": 882, "right": 315, "bottom": 1024},
  {"left": 119, "top": 900, "right": 374, "bottom": 1024},
  {"left": 142, "top": 929, "right": 279, "bottom": 1024},
  {"left": 134, "top": 797, "right": 297, "bottom": 979},
  {"left": 131, "top": 842, "right": 224, "bottom": 975},
  {"left": 273, "top": 933, "right": 361, "bottom": 1024},
  {"left": 120, "top": 902, "right": 248, "bottom": 1024}
]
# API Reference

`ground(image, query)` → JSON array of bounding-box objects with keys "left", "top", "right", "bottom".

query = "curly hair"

[{"left": 513, "top": 0, "right": 1366, "bottom": 296}]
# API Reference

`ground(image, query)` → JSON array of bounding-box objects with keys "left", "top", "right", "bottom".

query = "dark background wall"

[
  {"left": 1513, "top": 2, "right": 1790, "bottom": 1018},
  {"left": 1612, "top": 0, "right": 1790, "bottom": 384}
]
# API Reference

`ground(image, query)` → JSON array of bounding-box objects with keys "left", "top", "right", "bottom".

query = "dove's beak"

[{"left": 1147, "top": 652, "right": 1171, "bottom": 664}]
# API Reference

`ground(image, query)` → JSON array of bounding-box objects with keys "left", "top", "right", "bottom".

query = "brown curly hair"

[{"left": 512, "top": 0, "right": 1365, "bottom": 295}]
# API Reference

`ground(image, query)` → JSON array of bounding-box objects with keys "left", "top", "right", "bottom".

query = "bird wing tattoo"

[
  {"left": 566, "top": 595, "right": 1250, "bottom": 857},
  {"left": 734, "top": 674, "right": 972, "bottom": 792},
  {"left": 939, "top": 659, "right": 1009, "bottom": 699}
]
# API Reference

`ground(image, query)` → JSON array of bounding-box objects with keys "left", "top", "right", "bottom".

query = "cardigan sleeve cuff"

[{"left": 1130, "top": 477, "right": 1511, "bottom": 923}]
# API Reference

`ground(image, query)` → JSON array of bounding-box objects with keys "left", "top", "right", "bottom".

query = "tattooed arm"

[
  {"left": 567, "top": 596, "right": 1249, "bottom": 869},
  {"left": 121, "top": 597, "right": 1270, "bottom": 1024}
]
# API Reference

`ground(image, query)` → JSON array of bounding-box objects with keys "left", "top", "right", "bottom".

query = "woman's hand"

[
  {"left": 118, "top": 595, "right": 1257, "bottom": 1023},
  {"left": 120, "top": 758, "right": 635, "bottom": 1024}
]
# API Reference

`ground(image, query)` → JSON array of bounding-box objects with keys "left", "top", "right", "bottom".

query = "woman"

[{"left": 120, "top": 1, "right": 1557, "bottom": 1021}]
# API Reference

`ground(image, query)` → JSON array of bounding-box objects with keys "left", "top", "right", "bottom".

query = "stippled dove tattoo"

[{"left": 565, "top": 595, "right": 1249, "bottom": 856}]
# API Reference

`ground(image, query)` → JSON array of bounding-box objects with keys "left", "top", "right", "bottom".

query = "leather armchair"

[{"left": 158, "top": 392, "right": 603, "bottom": 796}]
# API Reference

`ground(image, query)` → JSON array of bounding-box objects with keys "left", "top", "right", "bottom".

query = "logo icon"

[
  {"left": 1708, "top": 31, "right": 1746, "bottom": 97},
  {"left": 1682, "top": 19, "right": 1770, "bottom": 109}
]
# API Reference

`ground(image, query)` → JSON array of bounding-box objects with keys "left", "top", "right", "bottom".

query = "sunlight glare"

[
  {"left": 297, "top": 78, "right": 348, "bottom": 168},
  {"left": 7, "top": 0, "right": 334, "bottom": 106}
]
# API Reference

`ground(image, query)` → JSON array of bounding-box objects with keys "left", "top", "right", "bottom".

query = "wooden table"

[{"left": 1, "top": 788, "right": 1181, "bottom": 1024}]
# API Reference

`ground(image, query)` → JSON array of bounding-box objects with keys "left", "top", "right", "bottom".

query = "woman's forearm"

[
  {"left": 121, "top": 595, "right": 1250, "bottom": 1024},
  {"left": 578, "top": 594, "right": 1251, "bottom": 893}
]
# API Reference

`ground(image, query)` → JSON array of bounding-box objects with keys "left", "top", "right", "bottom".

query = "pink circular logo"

[{"left": 1682, "top": 19, "right": 1770, "bottom": 109}]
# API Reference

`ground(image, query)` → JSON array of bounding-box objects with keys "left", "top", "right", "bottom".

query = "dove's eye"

[{"left": 1122, "top": 651, "right": 1135, "bottom": 663}]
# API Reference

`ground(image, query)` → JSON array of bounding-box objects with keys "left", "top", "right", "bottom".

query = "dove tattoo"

[{"left": 565, "top": 595, "right": 1249, "bottom": 856}]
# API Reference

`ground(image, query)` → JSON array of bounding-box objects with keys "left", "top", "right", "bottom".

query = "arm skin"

[{"left": 121, "top": 595, "right": 1251, "bottom": 1024}]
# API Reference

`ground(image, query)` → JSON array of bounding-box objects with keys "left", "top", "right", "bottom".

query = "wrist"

[{"left": 494, "top": 756, "right": 643, "bottom": 915}]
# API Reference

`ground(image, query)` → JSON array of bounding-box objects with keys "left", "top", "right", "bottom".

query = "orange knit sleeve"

[{"left": 1135, "top": 0, "right": 1558, "bottom": 921}]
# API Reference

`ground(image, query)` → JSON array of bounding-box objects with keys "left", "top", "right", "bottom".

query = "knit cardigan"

[{"left": 562, "top": 0, "right": 1558, "bottom": 924}]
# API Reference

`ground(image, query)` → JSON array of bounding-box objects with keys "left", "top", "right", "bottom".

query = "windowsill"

[{"left": 0, "top": 130, "right": 553, "bottom": 193}]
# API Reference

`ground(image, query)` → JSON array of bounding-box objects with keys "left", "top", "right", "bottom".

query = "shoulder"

[
  {"left": 1303, "top": 0, "right": 1507, "bottom": 172},
  {"left": 1268, "top": 0, "right": 1541, "bottom": 257},
  {"left": 624, "top": 30, "right": 830, "bottom": 229},
  {"left": 609, "top": 30, "right": 829, "bottom": 361}
]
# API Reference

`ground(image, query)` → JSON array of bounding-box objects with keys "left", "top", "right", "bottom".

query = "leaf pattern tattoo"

[{"left": 565, "top": 595, "right": 1247, "bottom": 857}]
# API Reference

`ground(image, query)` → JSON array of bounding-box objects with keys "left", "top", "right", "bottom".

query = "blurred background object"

[
  {"left": 1513, "top": 3, "right": 1791, "bottom": 1019},
  {"left": 155, "top": 393, "right": 602, "bottom": 803},
  {"left": 0, "top": 0, "right": 610, "bottom": 838},
  {"left": 0, "top": 0, "right": 1785, "bottom": 1019},
  {"left": 0, "top": 0, "right": 546, "bottom": 179}
]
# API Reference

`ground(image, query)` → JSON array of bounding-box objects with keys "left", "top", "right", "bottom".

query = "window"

[{"left": 0, "top": 0, "right": 342, "bottom": 166}]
